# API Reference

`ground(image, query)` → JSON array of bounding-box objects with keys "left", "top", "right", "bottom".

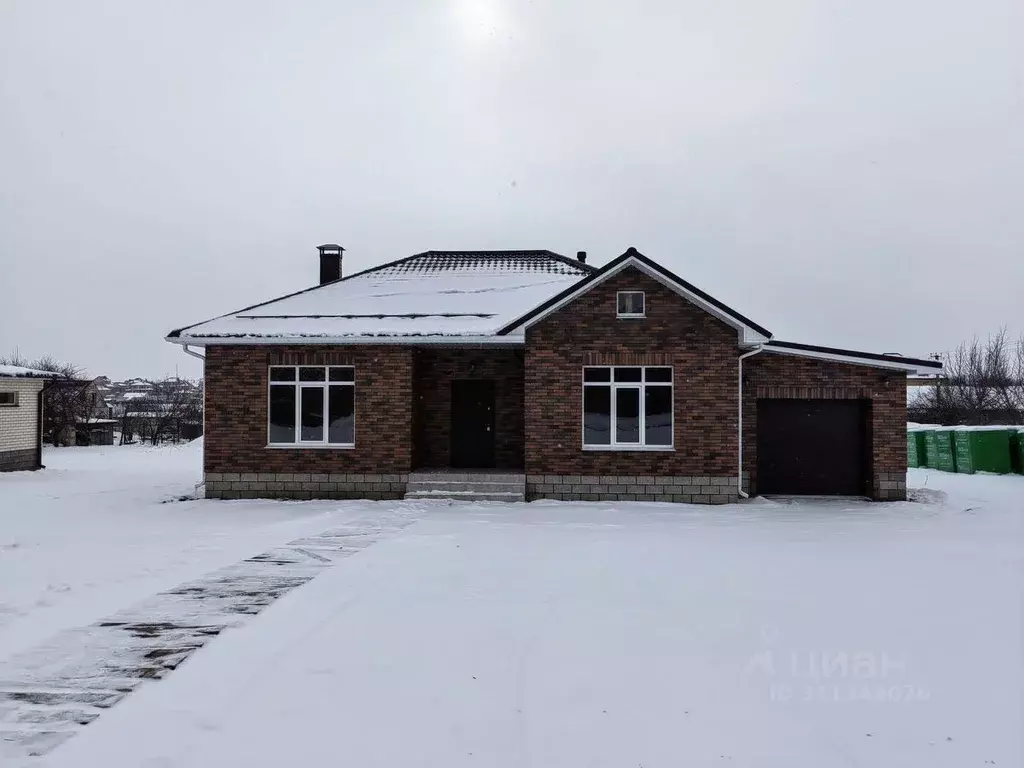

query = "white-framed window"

[
  {"left": 0, "top": 391, "right": 17, "bottom": 407},
  {"left": 268, "top": 366, "right": 354, "bottom": 447},
  {"left": 616, "top": 291, "right": 645, "bottom": 318},
  {"left": 582, "top": 366, "right": 673, "bottom": 448}
]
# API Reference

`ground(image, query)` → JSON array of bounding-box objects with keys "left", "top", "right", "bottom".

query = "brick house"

[
  {"left": 0, "top": 365, "right": 53, "bottom": 472},
  {"left": 167, "top": 246, "right": 941, "bottom": 503}
]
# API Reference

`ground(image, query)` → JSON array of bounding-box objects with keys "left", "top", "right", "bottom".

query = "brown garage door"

[{"left": 756, "top": 399, "right": 868, "bottom": 496}]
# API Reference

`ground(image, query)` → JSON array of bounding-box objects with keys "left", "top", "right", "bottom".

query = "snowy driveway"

[
  {"left": 0, "top": 443, "right": 429, "bottom": 762},
  {"left": 13, "top": 466, "right": 1018, "bottom": 768},
  {"left": 0, "top": 443, "right": 393, "bottom": 661}
]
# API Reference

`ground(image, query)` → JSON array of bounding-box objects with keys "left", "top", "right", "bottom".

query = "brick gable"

[{"left": 524, "top": 265, "right": 741, "bottom": 478}]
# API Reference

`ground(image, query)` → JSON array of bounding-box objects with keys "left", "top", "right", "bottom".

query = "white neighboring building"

[{"left": 0, "top": 365, "right": 53, "bottom": 471}]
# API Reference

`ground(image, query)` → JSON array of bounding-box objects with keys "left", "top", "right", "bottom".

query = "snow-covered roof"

[
  {"left": 0, "top": 364, "right": 54, "bottom": 378},
  {"left": 169, "top": 251, "right": 592, "bottom": 344}
]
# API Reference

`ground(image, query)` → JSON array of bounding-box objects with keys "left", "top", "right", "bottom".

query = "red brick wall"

[
  {"left": 204, "top": 345, "right": 413, "bottom": 474},
  {"left": 412, "top": 348, "right": 524, "bottom": 469},
  {"left": 742, "top": 354, "right": 908, "bottom": 497},
  {"left": 524, "top": 266, "right": 741, "bottom": 477},
  {"left": 203, "top": 289, "right": 908, "bottom": 501},
  {"left": 524, "top": 265, "right": 908, "bottom": 499}
]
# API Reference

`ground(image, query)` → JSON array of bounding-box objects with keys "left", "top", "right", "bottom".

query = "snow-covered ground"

[
  {"left": 0, "top": 442, "right": 390, "bottom": 663},
  {"left": 1, "top": 447, "right": 1020, "bottom": 767}
]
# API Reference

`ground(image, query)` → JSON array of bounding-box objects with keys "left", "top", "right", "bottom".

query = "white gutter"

[
  {"left": 737, "top": 346, "right": 764, "bottom": 499},
  {"left": 165, "top": 335, "right": 524, "bottom": 347},
  {"left": 758, "top": 345, "right": 938, "bottom": 374},
  {"left": 179, "top": 345, "right": 206, "bottom": 496}
]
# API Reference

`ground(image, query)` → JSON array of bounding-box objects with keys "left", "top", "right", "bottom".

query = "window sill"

[
  {"left": 265, "top": 444, "right": 355, "bottom": 450},
  {"left": 616, "top": 314, "right": 646, "bottom": 319},
  {"left": 582, "top": 445, "right": 674, "bottom": 452}
]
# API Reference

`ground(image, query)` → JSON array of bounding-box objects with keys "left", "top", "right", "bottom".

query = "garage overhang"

[{"left": 761, "top": 341, "right": 944, "bottom": 375}]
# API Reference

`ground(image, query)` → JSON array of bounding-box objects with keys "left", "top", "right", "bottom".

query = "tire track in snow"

[{"left": 0, "top": 507, "right": 422, "bottom": 762}]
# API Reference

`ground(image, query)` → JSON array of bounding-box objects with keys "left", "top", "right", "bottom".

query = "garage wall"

[
  {"left": 743, "top": 354, "right": 908, "bottom": 500},
  {"left": 0, "top": 378, "right": 45, "bottom": 471}
]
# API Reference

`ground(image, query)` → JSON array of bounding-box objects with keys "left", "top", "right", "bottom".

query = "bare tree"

[
  {"left": 1011, "top": 339, "right": 1024, "bottom": 414},
  {"left": 0, "top": 349, "right": 31, "bottom": 368},
  {"left": 135, "top": 378, "right": 202, "bottom": 445},
  {"left": 0, "top": 351, "right": 96, "bottom": 445},
  {"left": 913, "top": 329, "right": 1024, "bottom": 425},
  {"left": 32, "top": 357, "right": 94, "bottom": 445},
  {"left": 119, "top": 397, "right": 138, "bottom": 445},
  {"left": 178, "top": 382, "right": 203, "bottom": 440}
]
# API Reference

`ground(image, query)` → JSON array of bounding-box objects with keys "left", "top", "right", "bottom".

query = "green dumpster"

[
  {"left": 968, "top": 427, "right": 1013, "bottom": 474},
  {"left": 923, "top": 429, "right": 941, "bottom": 469},
  {"left": 931, "top": 428, "right": 957, "bottom": 473},
  {"left": 952, "top": 428, "right": 975, "bottom": 474},
  {"left": 907, "top": 428, "right": 927, "bottom": 468},
  {"left": 1013, "top": 430, "right": 1024, "bottom": 475}
]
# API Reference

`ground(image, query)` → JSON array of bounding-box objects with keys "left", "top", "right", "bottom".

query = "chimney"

[
  {"left": 317, "top": 244, "right": 344, "bottom": 284},
  {"left": 576, "top": 250, "right": 587, "bottom": 264}
]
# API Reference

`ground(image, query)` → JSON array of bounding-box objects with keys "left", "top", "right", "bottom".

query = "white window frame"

[
  {"left": 616, "top": 291, "right": 645, "bottom": 318},
  {"left": 0, "top": 391, "right": 18, "bottom": 407},
  {"left": 267, "top": 365, "right": 355, "bottom": 448},
  {"left": 582, "top": 366, "right": 673, "bottom": 451}
]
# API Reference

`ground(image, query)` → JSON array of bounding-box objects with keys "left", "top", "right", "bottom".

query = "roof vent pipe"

[
  {"left": 318, "top": 244, "right": 344, "bottom": 284},
  {"left": 576, "top": 251, "right": 587, "bottom": 264}
]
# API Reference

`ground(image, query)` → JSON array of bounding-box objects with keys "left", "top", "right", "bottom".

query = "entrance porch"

[{"left": 411, "top": 347, "right": 525, "bottom": 471}]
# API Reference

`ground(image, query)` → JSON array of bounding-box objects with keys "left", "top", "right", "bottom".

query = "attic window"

[
  {"left": 0, "top": 392, "right": 17, "bottom": 407},
  {"left": 617, "top": 291, "right": 645, "bottom": 318}
]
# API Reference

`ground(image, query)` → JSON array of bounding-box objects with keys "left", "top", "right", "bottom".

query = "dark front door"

[
  {"left": 757, "top": 399, "right": 868, "bottom": 496},
  {"left": 451, "top": 380, "right": 496, "bottom": 468}
]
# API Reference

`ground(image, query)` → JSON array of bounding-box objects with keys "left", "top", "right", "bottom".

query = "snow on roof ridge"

[
  {"left": 0, "top": 364, "right": 55, "bottom": 378},
  {"left": 371, "top": 252, "right": 587, "bottom": 276}
]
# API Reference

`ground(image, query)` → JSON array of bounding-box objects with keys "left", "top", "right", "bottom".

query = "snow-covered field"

[
  {"left": 1, "top": 446, "right": 1020, "bottom": 767},
  {"left": 0, "top": 442, "right": 385, "bottom": 663}
]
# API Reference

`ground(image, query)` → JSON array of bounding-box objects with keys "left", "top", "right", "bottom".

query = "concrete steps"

[{"left": 404, "top": 472, "right": 526, "bottom": 503}]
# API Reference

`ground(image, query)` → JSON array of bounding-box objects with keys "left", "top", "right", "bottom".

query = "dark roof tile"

[{"left": 373, "top": 250, "right": 592, "bottom": 277}]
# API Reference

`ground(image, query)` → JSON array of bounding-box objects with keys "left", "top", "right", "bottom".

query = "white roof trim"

[
  {"left": 167, "top": 335, "right": 526, "bottom": 347},
  {"left": 504, "top": 256, "right": 771, "bottom": 343},
  {"left": 761, "top": 345, "right": 940, "bottom": 374}
]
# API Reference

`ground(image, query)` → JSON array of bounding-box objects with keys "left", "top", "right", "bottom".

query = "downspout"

[
  {"left": 36, "top": 379, "right": 55, "bottom": 470},
  {"left": 181, "top": 344, "right": 205, "bottom": 362},
  {"left": 180, "top": 344, "right": 205, "bottom": 439},
  {"left": 737, "top": 345, "right": 764, "bottom": 499},
  {"left": 179, "top": 344, "right": 206, "bottom": 497}
]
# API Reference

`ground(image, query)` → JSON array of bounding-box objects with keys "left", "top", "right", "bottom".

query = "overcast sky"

[{"left": 2, "top": 0, "right": 1021, "bottom": 380}]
